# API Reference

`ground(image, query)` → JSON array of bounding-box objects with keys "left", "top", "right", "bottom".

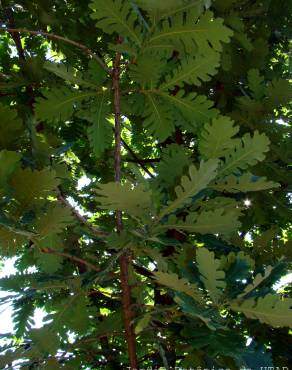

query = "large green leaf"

[
  {"left": 96, "top": 182, "right": 153, "bottom": 218},
  {"left": 196, "top": 248, "right": 226, "bottom": 303},
  {"left": 161, "top": 51, "right": 220, "bottom": 89},
  {"left": 29, "top": 326, "right": 60, "bottom": 355},
  {"left": 237, "top": 266, "right": 273, "bottom": 299},
  {"left": 10, "top": 168, "right": 59, "bottom": 209},
  {"left": 160, "top": 91, "right": 218, "bottom": 132},
  {"left": 211, "top": 173, "right": 279, "bottom": 193},
  {"left": 78, "top": 92, "right": 113, "bottom": 157},
  {"left": 142, "top": 91, "right": 176, "bottom": 140},
  {"left": 0, "top": 150, "right": 21, "bottom": 191},
  {"left": 153, "top": 271, "right": 204, "bottom": 304},
  {"left": 135, "top": 0, "right": 202, "bottom": 17},
  {"left": 135, "top": 312, "right": 152, "bottom": 334},
  {"left": 265, "top": 78, "right": 292, "bottom": 107},
  {"left": 35, "top": 87, "right": 97, "bottom": 123},
  {"left": 153, "top": 144, "right": 191, "bottom": 190},
  {"left": 44, "top": 62, "right": 99, "bottom": 88},
  {"left": 34, "top": 203, "right": 74, "bottom": 237},
  {"left": 145, "top": 11, "right": 233, "bottom": 55},
  {"left": 129, "top": 53, "right": 165, "bottom": 89},
  {"left": 230, "top": 294, "right": 292, "bottom": 328},
  {"left": 0, "top": 104, "right": 23, "bottom": 149},
  {"left": 90, "top": 0, "right": 142, "bottom": 45},
  {"left": 46, "top": 293, "right": 94, "bottom": 336},
  {"left": 248, "top": 69, "right": 265, "bottom": 100},
  {"left": 95, "top": 311, "right": 123, "bottom": 336},
  {"left": 199, "top": 116, "right": 239, "bottom": 159},
  {"left": 0, "top": 227, "right": 27, "bottom": 257},
  {"left": 158, "top": 160, "right": 218, "bottom": 219},
  {"left": 174, "top": 292, "right": 217, "bottom": 330},
  {"left": 219, "top": 131, "right": 270, "bottom": 175},
  {"left": 34, "top": 235, "right": 64, "bottom": 273},
  {"left": 159, "top": 208, "right": 241, "bottom": 236}
]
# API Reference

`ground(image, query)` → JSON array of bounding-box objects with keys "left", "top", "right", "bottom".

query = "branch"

[
  {"left": 41, "top": 247, "right": 101, "bottom": 273},
  {"left": 56, "top": 188, "right": 108, "bottom": 238},
  {"left": 126, "top": 158, "right": 160, "bottom": 164},
  {"left": 112, "top": 46, "right": 138, "bottom": 368},
  {"left": 4, "top": 9, "right": 26, "bottom": 61},
  {"left": 0, "top": 27, "right": 111, "bottom": 74},
  {"left": 121, "top": 138, "right": 155, "bottom": 178}
]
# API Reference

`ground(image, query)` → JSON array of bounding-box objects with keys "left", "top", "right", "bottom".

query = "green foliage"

[
  {"left": 152, "top": 144, "right": 191, "bottom": 190},
  {"left": 0, "top": 103, "right": 23, "bottom": 149},
  {"left": 96, "top": 182, "right": 152, "bottom": 218},
  {"left": 0, "top": 1, "right": 291, "bottom": 368},
  {"left": 212, "top": 173, "right": 280, "bottom": 193},
  {"left": 162, "top": 91, "right": 218, "bottom": 132},
  {"left": 0, "top": 227, "right": 26, "bottom": 256},
  {"left": 219, "top": 131, "right": 270, "bottom": 175},
  {"left": 146, "top": 11, "right": 233, "bottom": 55},
  {"left": 199, "top": 116, "right": 239, "bottom": 159},
  {"left": 10, "top": 168, "right": 59, "bottom": 208},
  {"left": 237, "top": 266, "right": 273, "bottom": 299},
  {"left": 35, "top": 87, "right": 97, "bottom": 123},
  {"left": 90, "top": 0, "right": 142, "bottom": 45},
  {"left": 141, "top": 91, "right": 175, "bottom": 140},
  {"left": 196, "top": 248, "right": 226, "bottom": 303},
  {"left": 0, "top": 150, "right": 21, "bottom": 191},
  {"left": 158, "top": 160, "right": 218, "bottom": 219},
  {"left": 153, "top": 271, "right": 203, "bottom": 303},
  {"left": 34, "top": 203, "right": 74, "bottom": 237},
  {"left": 44, "top": 61, "right": 99, "bottom": 88},
  {"left": 78, "top": 92, "right": 113, "bottom": 157},
  {"left": 161, "top": 208, "right": 241, "bottom": 236},
  {"left": 231, "top": 294, "right": 292, "bottom": 328},
  {"left": 129, "top": 53, "right": 164, "bottom": 89},
  {"left": 162, "top": 51, "right": 221, "bottom": 89},
  {"left": 248, "top": 69, "right": 265, "bottom": 100}
]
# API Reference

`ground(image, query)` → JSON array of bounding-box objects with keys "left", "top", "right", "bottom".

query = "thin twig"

[
  {"left": 0, "top": 27, "right": 111, "bottom": 74},
  {"left": 121, "top": 138, "right": 154, "bottom": 178},
  {"left": 41, "top": 247, "right": 101, "bottom": 273},
  {"left": 56, "top": 188, "right": 108, "bottom": 238},
  {"left": 112, "top": 45, "right": 138, "bottom": 368},
  {"left": 126, "top": 158, "right": 160, "bottom": 164}
]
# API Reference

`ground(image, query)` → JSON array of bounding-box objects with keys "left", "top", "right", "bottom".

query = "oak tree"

[{"left": 0, "top": 0, "right": 291, "bottom": 369}]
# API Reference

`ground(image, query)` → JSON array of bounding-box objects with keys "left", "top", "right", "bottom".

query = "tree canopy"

[{"left": 0, "top": 0, "right": 291, "bottom": 369}]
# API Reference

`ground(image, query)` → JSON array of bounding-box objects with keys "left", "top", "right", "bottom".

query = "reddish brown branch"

[
  {"left": 0, "top": 27, "right": 111, "bottom": 74},
  {"left": 112, "top": 49, "right": 138, "bottom": 368}
]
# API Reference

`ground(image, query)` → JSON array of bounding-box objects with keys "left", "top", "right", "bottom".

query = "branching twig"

[
  {"left": 121, "top": 138, "right": 154, "bottom": 178},
  {"left": 0, "top": 27, "right": 111, "bottom": 74},
  {"left": 56, "top": 188, "right": 108, "bottom": 238},
  {"left": 40, "top": 247, "right": 101, "bottom": 273}
]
